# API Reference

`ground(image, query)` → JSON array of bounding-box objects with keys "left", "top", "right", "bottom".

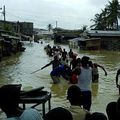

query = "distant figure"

[
  {"left": 62, "top": 48, "right": 67, "bottom": 59},
  {"left": 44, "top": 107, "right": 73, "bottom": 120},
  {"left": 53, "top": 48, "right": 61, "bottom": 59},
  {"left": 0, "top": 84, "right": 43, "bottom": 120},
  {"left": 29, "top": 37, "right": 33, "bottom": 43},
  {"left": 70, "top": 55, "right": 78, "bottom": 70},
  {"left": 57, "top": 46, "right": 62, "bottom": 53},
  {"left": 44, "top": 44, "right": 53, "bottom": 57},
  {"left": 68, "top": 49, "right": 74, "bottom": 61},
  {"left": 116, "top": 69, "right": 120, "bottom": 94},
  {"left": 67, "top": 85, "right": 90, "bottom": 120}
]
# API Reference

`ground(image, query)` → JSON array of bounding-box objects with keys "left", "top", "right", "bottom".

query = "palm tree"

[
  {"left": 90, "top": 13, "right": 105, "bottom": 30},
  {"left": 100, "top": 8, "right": 108, "bottom": 29},
  {"left": 47, "top": 24, "right": 52, "bottom": 31},
  {"left": 82, "top": 25, "right": 87, "bottom": 32},
  {"left": 106, "top": 0, "right": 120, "bottom": 30},
  {"left": 91, "top": 0, "right": 120, "bottom": 30}
]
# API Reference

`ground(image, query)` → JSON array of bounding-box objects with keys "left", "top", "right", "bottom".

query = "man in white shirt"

[{"left": 77, "top": 56, "right": 92, "bottom": 111}]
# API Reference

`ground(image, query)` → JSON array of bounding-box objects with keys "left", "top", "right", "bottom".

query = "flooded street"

[{"left": 0, "top": 40, "right": 120, "bottom": 117}]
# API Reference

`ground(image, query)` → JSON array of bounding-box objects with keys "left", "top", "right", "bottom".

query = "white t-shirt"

[
  {"left": 7, "top": 109, "right": 43, "bottom": 120},
  {"left": 77, "top": 67, "right": 92, "bottom": 91},
  {"left": 67, "top": 105, "right": 89, "bottom": 120}
]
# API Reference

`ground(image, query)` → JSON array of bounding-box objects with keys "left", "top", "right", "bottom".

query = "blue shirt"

[
  {"left": 50, "top": 65, "right": 65, "bottom": 76},
  {"left": 7, "top": 109, "right": 43, "bottom": 120}
]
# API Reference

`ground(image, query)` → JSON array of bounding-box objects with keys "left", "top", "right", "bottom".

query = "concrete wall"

[{"left": 101, "top": 38, "right": 120, "bottom": 50}]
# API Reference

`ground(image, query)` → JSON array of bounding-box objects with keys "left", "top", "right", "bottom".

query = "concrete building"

[
  {"left": 0, "top": 20, "right": 33, "bottom": 36},
  {"left": 69, "top": 37, "right": 101, "bottom": 50}
]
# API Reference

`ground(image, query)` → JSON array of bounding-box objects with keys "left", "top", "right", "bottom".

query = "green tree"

[
  {"left": 90, "top": 13, "right": 105, "bottom": 30},
  {"left": 81, "top": 25, "right": 87, "bottom": 32},
  {"left": 91, "top": 0, "right": 120, "bottom": 30},
  {"left": 106, "top": 0, "right": 120, "bottom": 30}
]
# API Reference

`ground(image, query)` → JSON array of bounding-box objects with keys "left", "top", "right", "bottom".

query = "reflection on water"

[
  {"left": 92, "top": 83, "right": 99, "bottom": 97},
  {"left": 51, "top": 79, "right": 68, "bottom": 98},
  {"left": 0, "top": 40, "right": 120, "bottom": 117}
]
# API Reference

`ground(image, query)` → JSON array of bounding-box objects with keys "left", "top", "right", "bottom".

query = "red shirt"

[{"left": 70, "top": 74, "right": 78, "bottom": 84}]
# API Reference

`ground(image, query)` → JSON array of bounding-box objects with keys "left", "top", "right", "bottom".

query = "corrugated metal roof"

[
  {"left": 69, "top": 37, "right": 85, "bottom": 41},
  {"left": 69, "top": 37, "right": 101, "bottom": 42},
  {"left": 85, "top": 38, "right": 101, "bottom": 41},
  {"left": 87, "top": 30, "right": 120, "bottom": 36},
  {"left": 1, "top": 33, "right": 20, "bottom": 40}
]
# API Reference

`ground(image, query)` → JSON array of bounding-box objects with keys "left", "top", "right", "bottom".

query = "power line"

[{"left": 7, "top": 8, "right": 78, "bottom": 19}]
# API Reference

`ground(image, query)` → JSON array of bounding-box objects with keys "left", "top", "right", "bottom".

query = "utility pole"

[
  {"left": 0, "top": 5, "right": 6, "bottom": 29},
  {"left": 56, "top": 21, "right": 57, "bottom": 29},
  {"left": 3, "top": 5, "right": 6, "bottom": 22},
  {"left": 0, "top": 7, "right": 2, "bottom": 21},
  {"left": 0, "top": 6, "right": 5, "bottom": 20},
  {"left": 3, "top": 5, "right": 6, "bottom": 29}
]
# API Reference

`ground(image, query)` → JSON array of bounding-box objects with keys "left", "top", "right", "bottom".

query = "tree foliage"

[{"left": 91, "top": 0, "right": 120, "bottom": 30}]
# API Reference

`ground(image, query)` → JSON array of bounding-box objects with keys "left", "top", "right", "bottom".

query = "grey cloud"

[{"left": 0, "top": 0, "right": 112, "bottom": 29}]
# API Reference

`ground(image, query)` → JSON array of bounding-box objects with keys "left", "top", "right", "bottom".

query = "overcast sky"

[{"left": 0, "top": 0, "right": 113, "bottom": 29}]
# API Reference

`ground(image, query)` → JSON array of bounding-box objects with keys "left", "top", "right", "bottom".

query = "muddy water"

[{"left": 0, "top": 40, "right": 120, "bottom": 118}]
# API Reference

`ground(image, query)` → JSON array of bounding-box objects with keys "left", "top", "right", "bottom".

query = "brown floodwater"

[{"left": 0, "top": 40, "right": 120, "bottom": 118}]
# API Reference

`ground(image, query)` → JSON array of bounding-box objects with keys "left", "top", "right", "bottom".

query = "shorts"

[
  {"left": 51, "top": 75, "right": 60, "bottom": 84},
  {"left": 92, "top": 74, "right": 99, "bottom": 83}
]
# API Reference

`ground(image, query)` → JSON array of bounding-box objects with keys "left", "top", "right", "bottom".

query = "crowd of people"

[
  {"left": 1, "top": 83, "right": 120, "bottom": 120},
  {"left": 42, "top": 44, "right": 107, "bottom": 84},
  {"left": 0, "top": 44, "right": 120, "bottom": 120}
]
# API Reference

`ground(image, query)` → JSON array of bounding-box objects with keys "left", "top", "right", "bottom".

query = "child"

[{"left": 70, "top": 68, "right": 80, "bottom": 84}]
